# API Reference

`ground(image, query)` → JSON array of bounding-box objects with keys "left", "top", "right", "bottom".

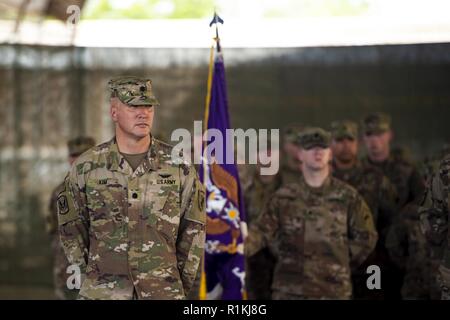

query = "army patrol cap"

[
  {"left": 68, "top": 136, "right": 95, "bottom": 157},
  {"left": 331, "top": 120, "right": 358, "bottom": 140},
  {"left": 362, "top": 112, "right": 391, "bottom": 135},
  {"left": 297, "top": 127, "right": 331, "bottom": 150},
  {"left": 108, "top": 76, "right": 160, "bottom": 107},
  {"left": 283, "top": 124, "right": 304, "bottom": 144}
]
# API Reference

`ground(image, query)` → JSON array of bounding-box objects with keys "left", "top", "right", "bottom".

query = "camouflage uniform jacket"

[
  {"left": 362, "top": 155, "right": 427, "bottom": 299},
  {"left": 244, "top": 171, "right": 282, "bottom": 225},
  {"left": 57, "top": 137, "right": 206, "bottom": 300},
  {"left": 245, "top": 175, "right": 377, "bottom": 299},
  {"left": 243, "top": 170, "right": 281, "bottom": 300},
  {"left": 420, "top": 153, "right": 450, "bottom": 299},
  {"left": 332, "top": 161, "right": 397, "bottom": 241},
  {"left": 386, "top": 201, "right": 435, "bottom": 299},
  {"left": 280, "top": 166, "right": 302, "bottom": 186},
  {"left": 362, "top": 155, "right": 425, "bottom": 210},
  {"left": 47, "top": 181, "right": 79, "bottom": 299}
]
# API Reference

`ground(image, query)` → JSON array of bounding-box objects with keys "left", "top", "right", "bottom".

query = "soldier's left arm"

[
  {"left": 348, "top": 193, "right": 378, "bottom": 269},
  {"left": 176, "top": 166, "right": 206, "bottom": 297}
]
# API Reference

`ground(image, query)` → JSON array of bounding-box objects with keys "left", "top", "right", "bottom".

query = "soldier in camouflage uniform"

[
  {"left": 420, "top": 144, "right": 450, "bottom": 188},
  {"left": 387, "top": 145, "right": 450, "bottom": 300},
  {"left": 386, "top": 209, "right": 435, "bottom": 299},
  {"left": 361, "top": 113, "right": 425, "bottom": 211},
  {"left": 417, "top": 144, "right": 450, "bottom": 299},
  {"left": 280, "top": 124, "right": 303, "bottom": 184},
  {"left": 360, "top": 112, "right": 426, "bottom": 299},
  {"left": 245, "top": 127, "right": 377, "bottom": 299},
  {"left": 244, "top": 148, "right": 282, "bottom": 300},
  {"left": 46, "top": 136, "right": 95, "bottom": 299},
  {"left": 57, "top": 76, "right": 206, "bottom": 300},
  {"left": 420, "top": 153, "right": 450, "bottom": 300},
  {"left": 329, "top": 120, "right": 397, "bottom": 299}
]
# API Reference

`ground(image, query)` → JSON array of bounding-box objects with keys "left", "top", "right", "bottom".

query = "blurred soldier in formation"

[
  {"left": 329, "top": 120, "right": 397, "bottom": 299},
  {"left": 245, "top": 127, "right": 377, "bottom": 299},
  {"left": 280, "top": 124, "right": 303, "bottom": 184},
  {"left": 244, "top": 145, "right": 282, "bottom": 299},
  {"left": 420, "top": 152, "right": 450, "bottom": 300},
  {"left": 360, "top": 112, "right": 426, "bottom": 299},
  {"left": 46, "top": 136, "right": 95, "bottom": 299}
]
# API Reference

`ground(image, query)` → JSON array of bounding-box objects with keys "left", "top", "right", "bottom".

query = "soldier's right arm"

[
  {"left": 245, "top": 195, "right": 280, "bottom": 257},
  {"left": 57, "top": 168, "right": 90, "bottom": 275},
  {"left": 419, "top": 172, "right": 448, "bottom": 246}
]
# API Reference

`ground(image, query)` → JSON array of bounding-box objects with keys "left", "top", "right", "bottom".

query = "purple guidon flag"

[{"left": 199, "top": 50, "right": 247, "bottom": 300}]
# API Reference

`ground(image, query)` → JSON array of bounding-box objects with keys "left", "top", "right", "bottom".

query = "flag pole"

[
  {"left": 199, "top": 42, "right": 214, "bottom": 301},
  {"left": 199, "top": 12, "right": 225, "bottom": 300},
  {"left": 199, "top": 13, "right": 220, "bottom": 300}
]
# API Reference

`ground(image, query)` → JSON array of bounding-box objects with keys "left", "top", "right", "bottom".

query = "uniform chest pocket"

[
  {"left": 300, "top": 199, "right": 347, "bottom": 246},
  {"left": 85, "top": 178, "right": 126, "bottom": 239},
  {"left": 278, "top": 203, "right": 305, "bottom": 252},
  {"left": 327, "top": 198, "right": 348, "bottom": 242},
  {"left": 145, "top": 185, "right": 181, "bottom": 241}
]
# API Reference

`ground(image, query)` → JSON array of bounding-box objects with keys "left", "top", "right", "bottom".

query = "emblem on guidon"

[{"left": 204, "top": 161, "right": 242, "bottom": 254}]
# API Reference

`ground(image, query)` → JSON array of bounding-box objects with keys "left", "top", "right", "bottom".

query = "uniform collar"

[
  {"left": 332, "top": 160, "right": 362, "bottom": 178},
  {"left": 364, "top": 155, "right": 392, "bottom": 169},
  {"left": 106, "top": 135, "right": 161, "bottom": 176},
  {"left": 252, "top": 169, "right": 282, "bottom": 192},
  {"left": 299, "top": 172, "right": 331, "bottom": 194}
]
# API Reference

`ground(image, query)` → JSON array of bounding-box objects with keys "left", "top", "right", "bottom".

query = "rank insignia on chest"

[{"left": 129, "top": 189, "right": 141, "bottom": 200}]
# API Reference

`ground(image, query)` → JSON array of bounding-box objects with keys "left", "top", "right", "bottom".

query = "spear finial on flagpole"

[{"left": 209, "top": 11, "right": 224, "bottom": 52}]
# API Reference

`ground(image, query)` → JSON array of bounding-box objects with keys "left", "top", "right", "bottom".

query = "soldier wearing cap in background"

[
  {"left": 245, "top": 127, "right": 377, "bottom": 299},
  {"left": 243, "top": 142, "right": 282, "bottom": 300},
  {"left": 280, "top": 124, "right": 303, "bottom": 184},
  {"left": 330, "top": 120, "right": 397, "bottom": 299},
  {"left": 46, "top": 136, "right": 96, "bottom": 299},
  {"left": 57, "top": 76, "right": 206, "bottom": 300},
  {"left": 360, "top": 112, "right": 427, "bottom": 299},
  {"left": 361, "top": 112, "right": 425, "bottom": 212}
]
